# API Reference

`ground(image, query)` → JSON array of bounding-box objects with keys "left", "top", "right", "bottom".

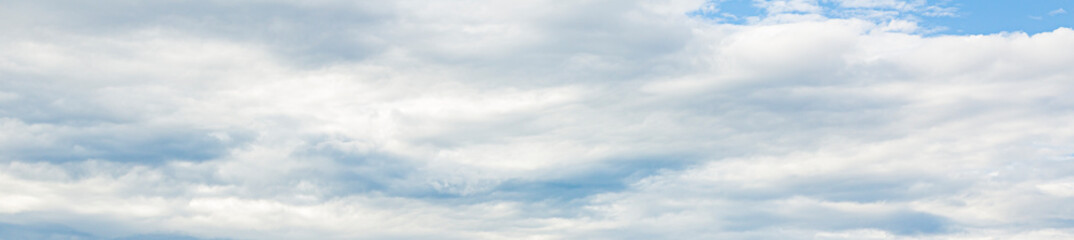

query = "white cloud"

[
  {"left": 755, "top": 0, "right": 824, "bottom": 14},
  {"left": 2, "top": 0, "right": 1074, "bottom": 239},
  {"left": 1050, "top": 8, "right": 1067, "bottom": 16}
]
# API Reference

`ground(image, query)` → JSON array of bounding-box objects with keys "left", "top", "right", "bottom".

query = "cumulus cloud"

[{"left": 1, "top": 0, "right": 1073, "bottom": 239}]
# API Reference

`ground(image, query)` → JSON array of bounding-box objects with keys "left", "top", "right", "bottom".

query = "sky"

[{"left": 0, "top": 0, "right": 1072, "bottom": 239}]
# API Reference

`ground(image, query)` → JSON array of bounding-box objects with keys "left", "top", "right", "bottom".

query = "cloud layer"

[{"left": 2, "top": 0, "right": 1073, "bottom": 239}]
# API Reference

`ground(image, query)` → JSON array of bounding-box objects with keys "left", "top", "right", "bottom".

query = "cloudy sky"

[{"left": 1, "top": 0, "right": 1073, "bottom": 239}]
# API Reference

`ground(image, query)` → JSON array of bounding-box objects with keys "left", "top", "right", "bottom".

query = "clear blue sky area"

[
  {"left": 926, "top": 0, "right": 1073, "bottom": 34},
  {"left": 706, "top": 0, "right": 1074, "bottom": 35}
]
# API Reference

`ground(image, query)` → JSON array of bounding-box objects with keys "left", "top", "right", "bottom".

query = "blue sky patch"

[{"left": 694, "top": 0, "right": 1072, "bottom": 34}]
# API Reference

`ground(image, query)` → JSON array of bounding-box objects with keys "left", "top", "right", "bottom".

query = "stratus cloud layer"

[{"left": 1, "top": 0, "right": 1073, "bottom": 239}]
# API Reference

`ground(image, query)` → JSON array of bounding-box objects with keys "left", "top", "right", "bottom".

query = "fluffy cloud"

[{"left": 1, "top": 0, "right": 1073, "bottom": 239}]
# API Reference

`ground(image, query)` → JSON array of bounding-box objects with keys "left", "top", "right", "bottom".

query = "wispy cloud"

[{"left": 1050, "top": 8, "right": 1067, "bottom": 16}]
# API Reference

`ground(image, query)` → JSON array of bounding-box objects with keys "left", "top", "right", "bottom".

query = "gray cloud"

[{"left": 2, "top": 0, "right": 1074, "bottom": 239}]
